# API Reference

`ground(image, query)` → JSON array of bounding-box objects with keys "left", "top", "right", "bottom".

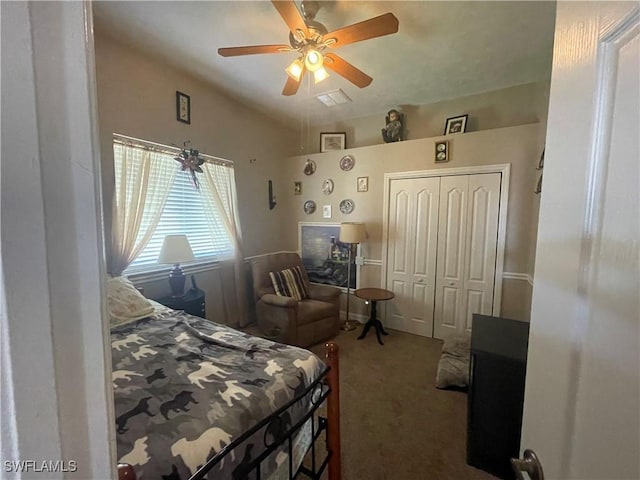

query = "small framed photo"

[
  {"left": 357, "top": 176, "right": 369, "bottom": 192},
  {"left": 435, "top": 141, "right": 449, "bottom": 163},
  {"left": 294, "top": 181, "right": 302, "bottom": 195},
  {"left": 323, "top": 205, "right": 332, "bottom": 219},
  {"left": 444, "top": 114, "right": 468, "bottom": 135},
  {"left": 320, "top": 132, "right": 346, "bottom": 153},
  {"left": 176, "top": 91, "right": 191, "bottom": 124}
]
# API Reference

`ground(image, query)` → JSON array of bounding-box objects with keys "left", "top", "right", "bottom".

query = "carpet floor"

[{"left": 307, "top": 327, "right": 499, "bottom": 480}]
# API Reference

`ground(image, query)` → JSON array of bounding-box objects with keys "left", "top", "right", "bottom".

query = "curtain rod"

[{"left": 113, "top": 133, "right": 234, "bottom": 167}]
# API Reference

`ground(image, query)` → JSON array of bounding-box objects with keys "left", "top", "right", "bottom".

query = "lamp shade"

[
  {"left": 158, "top": 235, "right": 195, "bottom": 265},
  {"left": 339, "top": 222, "right": 366, "bottom": 244}
]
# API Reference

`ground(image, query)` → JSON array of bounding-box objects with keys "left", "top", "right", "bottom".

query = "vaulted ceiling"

[{"left": 92, "top": 1, "right": 556, "bottom": 128}]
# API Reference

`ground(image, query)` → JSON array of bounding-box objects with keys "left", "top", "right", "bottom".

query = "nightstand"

[{"left": 156, "top": 289, "right": 206, "bottom": 318}]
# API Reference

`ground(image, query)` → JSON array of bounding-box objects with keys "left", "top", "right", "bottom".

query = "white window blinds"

[{"left": 114, "top": 139, "right": 235, "bottom": 273}]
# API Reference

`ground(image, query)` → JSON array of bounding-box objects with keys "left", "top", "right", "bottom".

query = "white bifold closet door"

[
  {"left": 385, "top": 177, "right": 440, "bottom": 337},
  {"left": 385, "top": 172, "right": 501, "bottom": 339},
  {"left": 433, "top": 173, "right": 500, "bottom": 338}
]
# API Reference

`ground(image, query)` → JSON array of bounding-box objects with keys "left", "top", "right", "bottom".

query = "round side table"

[{"left": 354, "top": 287, "right": 394, "bottom": 345}]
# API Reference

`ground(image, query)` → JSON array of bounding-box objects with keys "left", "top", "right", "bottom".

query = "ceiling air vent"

[{"left": 315, "top": 89, "right": 352, "bottom": 107}]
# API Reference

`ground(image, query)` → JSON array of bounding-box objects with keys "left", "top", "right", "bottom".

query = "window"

[{"left": 113, "top": 138, "right": 235, "bottom": 274}]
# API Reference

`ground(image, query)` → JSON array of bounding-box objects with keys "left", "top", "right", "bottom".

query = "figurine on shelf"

[{"left": 381, "top": 109, "right": 404, "bottom": 143}]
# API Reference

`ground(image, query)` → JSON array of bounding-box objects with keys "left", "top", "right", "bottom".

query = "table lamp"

[
  {"left": 339, "top": 222, "right": 366, "bottom": 331},
  {"left": 158, "top": 234, "right": 195, "bottom": 296}
]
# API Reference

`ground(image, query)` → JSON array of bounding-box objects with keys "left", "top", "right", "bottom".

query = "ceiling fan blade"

[
  {"left": 324, "top": 13, "right": 399, "bottom": 47},
  {"left": 282, "top": 67, "right": 305, "bottom": 96},
  {"left": 271, "top": 0, "right": 310, "bottom": 38},
  {"left": 218, "top": 45, "right": 291, "bottom": 57},
  {"left": 324, "top": 53, "right": 372, "bottom": 88}
]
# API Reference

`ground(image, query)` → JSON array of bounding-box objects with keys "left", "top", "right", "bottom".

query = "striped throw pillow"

[{"left": 269, "top": 266, "right": 309, "bottom": 301}]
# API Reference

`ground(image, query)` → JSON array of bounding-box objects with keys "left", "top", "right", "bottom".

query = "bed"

[{"left": 108, "top": 277, "right": 341, "bottom": 480}]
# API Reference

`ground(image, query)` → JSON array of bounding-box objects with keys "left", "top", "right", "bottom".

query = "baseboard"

[
  {"left": 503, "top": 272, "right": 534, "bottom": 286},
  {"left": 340, "top": 311, "right": 368, "bottom": 323},
  {"left": 363, "top": 259, "right": 382, "bottom": 266}
]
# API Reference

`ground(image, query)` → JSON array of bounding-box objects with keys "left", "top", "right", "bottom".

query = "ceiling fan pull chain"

[{"left": 307, "top": 74, "right": 311, "bottom": 151}]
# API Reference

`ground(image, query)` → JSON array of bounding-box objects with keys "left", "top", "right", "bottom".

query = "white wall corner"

[{"left": 1, "top": 1, "right": 115, "bottom": 478}]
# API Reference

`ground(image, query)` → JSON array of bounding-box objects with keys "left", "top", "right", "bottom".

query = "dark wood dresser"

[{"left": 467, "top": 314, "right": 530, "bottom": 480}]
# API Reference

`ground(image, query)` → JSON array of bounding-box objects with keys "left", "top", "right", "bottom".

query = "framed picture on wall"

[
  {"left": 444, "top": 114, "right": 468, "bottom": 135},
  {"left": 320, "top": 132, "right": 346, "bottom": 152},
  {"left": 176, "top": 91, "right": 191, "bottom": 124},
  {"left": 298, "top": 222, "right": 360, "bottom": 291}
]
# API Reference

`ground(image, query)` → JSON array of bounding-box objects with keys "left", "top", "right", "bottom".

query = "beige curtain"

[
  {"left": 109, "top": 143, "right": 176, "bottom": 275},
  {"left": 200, "top": 161, "right": 247, "bottom": 327}
]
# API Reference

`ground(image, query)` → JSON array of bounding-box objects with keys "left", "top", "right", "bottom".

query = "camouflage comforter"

[{"left": 111, "top": 310, "right": 325, "bottom": 479}]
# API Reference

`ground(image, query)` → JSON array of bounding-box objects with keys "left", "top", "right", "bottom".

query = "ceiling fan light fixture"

[
  {"left": 313, "top": 66, "right": 329, "bottom": 84},
  {"left": 285, "top": 57, "right": 304, "bottom": 81},
  {"left": 304, "top": 48, "right": 324, "bottom": 72}
]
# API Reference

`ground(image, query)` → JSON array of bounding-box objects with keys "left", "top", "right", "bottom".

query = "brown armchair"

[{"left": 250, "top": 252, "right": 341, "bottom": 347}]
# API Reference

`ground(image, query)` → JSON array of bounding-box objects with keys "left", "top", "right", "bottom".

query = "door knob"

[
  {"left": 511, "top": 449, "right": 544, "bottom": 480},
  {"left": 448, "top": 281, "right": 455, "bottom": 286}
]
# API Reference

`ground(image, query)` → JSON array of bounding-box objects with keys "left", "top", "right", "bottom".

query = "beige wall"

[
  {"left": 94, "top": 32, "right": 297, "bottom": 261},
  {"left": 304, "top": 81, "right": 550, "bottom": 153},
  {"left": 94, "top": 31, "right": 546, "bottom": 325},
  {"left": 281, "top": 123, "right": 544, "bottom": 321}
]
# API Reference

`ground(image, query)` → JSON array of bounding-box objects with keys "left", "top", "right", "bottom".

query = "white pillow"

[{"left": 106, "top": 276, "right": 154, "bottom": 326}]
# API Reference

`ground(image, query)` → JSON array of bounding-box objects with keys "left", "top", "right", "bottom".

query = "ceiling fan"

[{"left": 218, "top": 0, "right": 399, "bottom": 96}]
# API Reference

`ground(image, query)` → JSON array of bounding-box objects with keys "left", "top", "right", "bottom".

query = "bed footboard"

[
  {"left": 117, "top": 463, "right": 135, "bottom": 480},
  {"left": 325, "top": 342, "right": 341, "bottom": 480}
]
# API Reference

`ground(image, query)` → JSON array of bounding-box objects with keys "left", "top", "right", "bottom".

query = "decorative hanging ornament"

[{"left": 174, "top": 143, "right": 205, "bottom": 189}]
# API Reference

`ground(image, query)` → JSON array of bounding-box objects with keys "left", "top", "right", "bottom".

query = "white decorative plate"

[
  {"left": 322, "top": 179, "right": 334, "bottom": 195},
  {"left": 339, "top": 199, "right": 355, "bottom": 214},
  {"left": 339, "top": 155, "right": 355, "bottom": 171},
  {"left": 303, "top": 200, "right": 316, "bottom": 214}
]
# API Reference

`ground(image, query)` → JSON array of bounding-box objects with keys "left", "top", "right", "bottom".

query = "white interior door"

[
  {"left": 461, "top": 173, "right": 501, "bottom": 331},
  {"left": 520, "top": 3, "right": 639, "bottom": 478},
  {"left": 433, "top": 174, "right": 501, "bottom": 338},
  {"left": 433, "top": 175, "right": 469, "bottom": 338},
  {"left": 385, "top": 177, "right": 440, "bottom": 336}
]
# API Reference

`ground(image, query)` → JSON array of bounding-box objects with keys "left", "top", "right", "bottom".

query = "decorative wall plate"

[
  {"left": 303, "top": 200, "right": 316, "bottom": 214},
  {"left": 339, "top": 198, "right": 355, "bottom": 214},
  {"left": 304, "top": 159, "right": 316, "bottom": 176},
  {"left": 322, "top": 179, "right": 334, "bottom": 195},
  {"left": 339, "top": 155, "right": 355, "bottom": 171}
]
